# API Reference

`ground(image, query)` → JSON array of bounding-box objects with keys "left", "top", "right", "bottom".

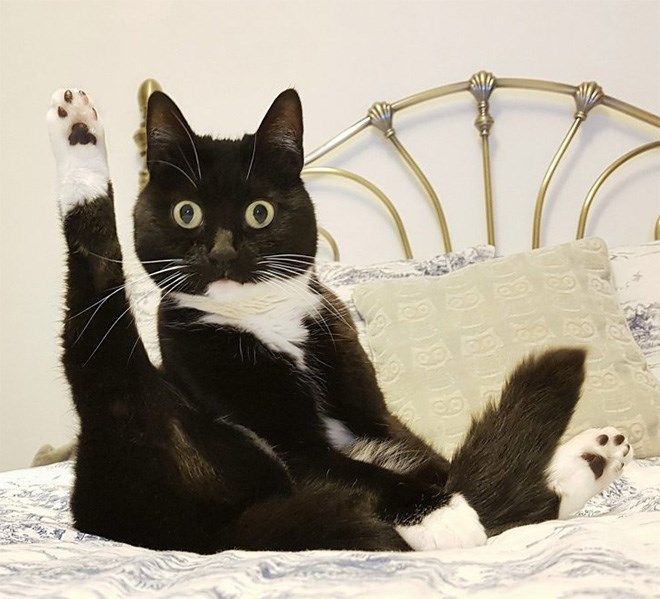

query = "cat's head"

[{"left": 134, "top": 89, "right": 317, "bottom": 297}]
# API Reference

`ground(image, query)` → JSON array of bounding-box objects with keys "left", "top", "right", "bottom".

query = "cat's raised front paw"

[{"left": 47, "top": 88, "right": 109, "bottom": 215}]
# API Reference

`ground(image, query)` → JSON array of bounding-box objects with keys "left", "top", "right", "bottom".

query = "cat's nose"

[{"left": 209, "top": 229, "right": 237, "bottom": 264}]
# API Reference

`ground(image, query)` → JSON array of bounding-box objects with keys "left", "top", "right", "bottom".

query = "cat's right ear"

[{"left": 146, "top": 91, "right": 198, "bottom": 181}]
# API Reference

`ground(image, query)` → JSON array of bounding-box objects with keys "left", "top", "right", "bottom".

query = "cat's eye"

[
  {"left": 245, "top": 200, "right": 275, "bottom": 229},
  {"left": 173, "top": 200, "right": 203, "bottom": 229}
]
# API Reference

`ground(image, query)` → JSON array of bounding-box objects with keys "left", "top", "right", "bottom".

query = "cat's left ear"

[
  {"left": 146, "top": 91, "right": 198, "bottom": 178},
  {"left": 254, "top": 89, "right": 304, "bottom": 177}
]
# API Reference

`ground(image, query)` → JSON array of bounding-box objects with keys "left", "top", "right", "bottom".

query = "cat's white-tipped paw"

[
  {"left": 47, "top": 88, "right": 105, "bottom": 150},
  {"left": 47, "top": 88, "right": 109, "bottom": 216},
  {"left": 396, "top": 494, "right": 487, "bottom": 551},
  {"left": 548, "top": 427, "right": 633, "bottom": 519}
]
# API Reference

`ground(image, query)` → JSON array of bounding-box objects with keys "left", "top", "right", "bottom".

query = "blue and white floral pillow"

[{"left": 610, "top": 241, "right": 660, "bottom": 381}]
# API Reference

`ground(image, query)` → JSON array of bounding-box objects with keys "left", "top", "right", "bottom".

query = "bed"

[
  {"left": 2, "top": 72, "right": 659, "bottom": 596},
  {"left": 1, "top": 458, "right": 658, "bottom": 597}
]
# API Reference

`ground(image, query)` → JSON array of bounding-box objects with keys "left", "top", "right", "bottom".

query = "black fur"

[
  {"left": 446, "top": 348, "right": 587, "bottom": 534},
  {"left": 57, "top": 89, "right": 588, "bottom": 552}
]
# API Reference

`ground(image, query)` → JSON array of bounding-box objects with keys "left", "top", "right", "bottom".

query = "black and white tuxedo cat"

[{"left": 46, "top": 86, "right": 632, "bottom": 553}]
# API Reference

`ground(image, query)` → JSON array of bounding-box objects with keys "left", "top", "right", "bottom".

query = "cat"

[{"left": 46, "top": 86, "right": 633, "bottom": 552}]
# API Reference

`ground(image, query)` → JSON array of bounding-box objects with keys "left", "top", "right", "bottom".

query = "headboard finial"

[
  {"left": 574, "top": 81, "right": 603, "bottom": 120},
  {"left": 469, "top": 70, "right": 496, "bottom": 136},
  {"left": 368, "top": 102, "right": 395, "bottom": 138}
]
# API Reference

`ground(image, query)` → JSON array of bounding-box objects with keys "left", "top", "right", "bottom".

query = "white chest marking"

[{"left": 173, "top": 272, "right": 321, "bottom": 370}]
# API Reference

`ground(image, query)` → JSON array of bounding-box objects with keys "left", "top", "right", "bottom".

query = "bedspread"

[{"left": 1, "top": 460, "right": 659, "bottom": 598}]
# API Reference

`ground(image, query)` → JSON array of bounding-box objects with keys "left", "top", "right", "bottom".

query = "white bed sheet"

[{"left": 1, "top": 460, "right": 659, "bottom": 598}]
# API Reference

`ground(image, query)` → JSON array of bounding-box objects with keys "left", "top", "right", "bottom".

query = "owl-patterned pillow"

[{"left": 354, "top": 238, "right": 660, "bottom": 458}]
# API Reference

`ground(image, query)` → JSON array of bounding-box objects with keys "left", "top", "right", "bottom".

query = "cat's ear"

[
  {"left": 146, "top": 91, "right": 198, "bottom": 180},
  {"left": 254, "top": 89, "right": 304, "bottom": 177}
]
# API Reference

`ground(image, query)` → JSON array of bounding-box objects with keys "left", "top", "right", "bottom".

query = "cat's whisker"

[
  {"left": 268, "top": 266, "right": 352, "bottom": 330},
  {"left": 125, "top": 273, "right": 191, "bottom": 362},
  {"left": 85, "top": 271, "right": 188, "bottom": 365},
  {"left": 85, "top": 250, "right": 184, "bottom": 265},
  {"left": 254, "top": 270, "right": 338, "bottom": 346},
  {"left": 171, "top": 109, "right": 202, "bottom": 180},
  {"left": 245, "top": 133, "right": 257, "bottom": 182},
  {"left": 72, "top": 265, "right": 186, "bottom": 345},
  {"left": 258, "top": 263, "right": 351, "bottom": 328},
  {"left": 83, "top": 305, "right": 134, "bottom": 366},
  {"left": 147, "top": 159, "right": 198, "bottom": 189},
  {"left": 177, "top": 143, "right": 199, "bottom": 185}
]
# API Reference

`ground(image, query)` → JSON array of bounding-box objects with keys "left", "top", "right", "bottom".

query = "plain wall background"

[{"left": 1, "top": 0, "right": 658, "bottom": 471}]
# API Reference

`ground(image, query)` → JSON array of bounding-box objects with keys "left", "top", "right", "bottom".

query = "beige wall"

[{"left": 1, "top": 0, "right": 658, "bottom": 471}]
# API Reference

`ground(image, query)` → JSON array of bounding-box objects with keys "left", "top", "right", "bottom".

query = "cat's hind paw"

[
  {"left": 548, "top": 427, "right": 633, "bottom": 518},
  {"left": 47, "top": 88, "right": 109, "bottom": 215}
]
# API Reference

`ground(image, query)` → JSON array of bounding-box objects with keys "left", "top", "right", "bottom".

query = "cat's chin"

[{"left": 205, "top": 279, "right": 246, "bottom": 300}]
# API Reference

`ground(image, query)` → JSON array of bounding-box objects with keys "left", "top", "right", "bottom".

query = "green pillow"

[{"left": 354, "top": 238, "right": 660, "bottom": 458}]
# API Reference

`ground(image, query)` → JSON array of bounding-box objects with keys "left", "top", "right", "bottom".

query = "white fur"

[
  {"left": 396, "top": 494, "right": 487, "bottom": 551},
  {"left": 349, "top": 438, "right": 426, "bottom": 474},
  {"left": 547, "top": 427, "right": 633, "bottom": 519},
  {"left": 321, "top": 416, "right": 357, "bottom": 450},
  {"left": 173, "top": 272, "right": 320, "bottom": 369},
  {"left": 47, "top": 89, "right": 109, "bottom": 216}
]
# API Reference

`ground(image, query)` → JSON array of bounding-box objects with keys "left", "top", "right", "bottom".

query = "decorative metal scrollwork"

[
  {"left": 368, "top": 102, "right": 395, "bottom": 138},
  {"left": 469, "top": 70, "right": 496, "bottom": 136},
  {"left": 574, "top": 81, "right": 603, "bottom": 120}
]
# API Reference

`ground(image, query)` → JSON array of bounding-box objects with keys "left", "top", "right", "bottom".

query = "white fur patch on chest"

[{"left": 173, "top": 272, "right": 321, "bottom": 369}]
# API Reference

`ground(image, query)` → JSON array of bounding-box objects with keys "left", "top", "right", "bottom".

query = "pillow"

[
  {"left": 316, "top": 245, "right": 495, "bottom": 352},
  {"left": 609, "top": 241, "right": 660, "bottom": 381},
  {"left": 354, "top": 238, "right": 660, "bottom": 458}
]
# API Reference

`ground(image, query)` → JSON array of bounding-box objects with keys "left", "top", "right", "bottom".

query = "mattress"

[{"left": 1, "top": 460, "right": 659, "bottom": 597}]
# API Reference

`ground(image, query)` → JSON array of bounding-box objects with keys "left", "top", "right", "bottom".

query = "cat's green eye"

[
  {"left": 245, "top": 200, "right": 275, "bottom": 229},
  {"left": 173, "top": 200, "right": 203, "bottom": 229}
]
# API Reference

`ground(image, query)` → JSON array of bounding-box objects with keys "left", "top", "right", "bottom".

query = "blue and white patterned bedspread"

[{"left": 1, "top": 461, "right": 659, "bottom": 597}]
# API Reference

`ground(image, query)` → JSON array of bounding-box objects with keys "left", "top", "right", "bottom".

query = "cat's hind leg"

[
  {"left": 230, "top": 481, "right": 412, "bottom": 551},
  {"left": 47, "top": 88, "right": 158, "bottom": 406}
]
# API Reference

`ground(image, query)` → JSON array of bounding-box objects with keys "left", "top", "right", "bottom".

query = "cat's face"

[{"left": 134, "top": 90, "right": 317, "bottom": 296}]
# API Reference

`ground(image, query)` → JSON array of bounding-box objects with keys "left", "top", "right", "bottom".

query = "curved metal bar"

[
  {"left": 304, "top": 78, "right": 659, "bottom": 166},
  {"left": 367, "top": 101, "right": 452, "bottom": 252},
  {"left": 576, "top": 141, "right": 660, "bottom": 239},
  {"left": 532, "top": 81, "right": 605, "bottom": 248},
  {"left": 391, "top": 81, "right": 471, "bottom": 112},
  {"left": 387, "top": 133, "right": 452, "bottom": 253},
  {"left": 304, "top": 116, "right": 371, "bottom": 165},
  {"left": 318, "top": 226, "right": 340, "bottom": 261},
  {"left": 302, "top": 166, "right": 413, "bottom": 259},
  {"left": 532, "top": 117, "right": 583, "bottom": 248}
]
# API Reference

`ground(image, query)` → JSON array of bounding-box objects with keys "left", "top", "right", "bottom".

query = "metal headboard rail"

[{"left": 135, "top": 75, "right": 660, "bottom": 261}]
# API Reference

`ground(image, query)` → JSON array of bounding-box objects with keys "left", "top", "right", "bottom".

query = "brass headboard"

[{"left": 135, "top": 74, "right": 660, "bottom": 261}]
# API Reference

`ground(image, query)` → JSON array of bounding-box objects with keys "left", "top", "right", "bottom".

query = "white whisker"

[
  {"left": 148, "top": 159, "right": 198, "bottom": 189},
  {"left": 245, "top": 133, "right": 257, "bottom": 182},
  {"left": 171, "top": 110, "right": 202, "bottom": 180}
]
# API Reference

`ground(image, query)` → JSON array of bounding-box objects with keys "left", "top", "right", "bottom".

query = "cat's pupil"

[
  {"left": 253, "top": 204, "right": 267, "bottom": 224},
  {"left": 180, "top": 204, "right": 194, "bottom": 224}
]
